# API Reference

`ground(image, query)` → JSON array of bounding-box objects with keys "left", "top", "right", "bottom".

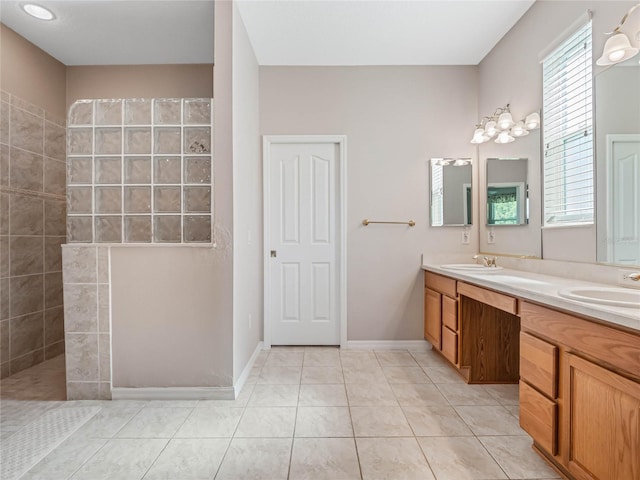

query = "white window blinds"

[
  {"left": 431, "top": 164, "right": 443, "bottom": 226},
  {"left": 542, "top": 20, "right": 594, "bottom": 226}
]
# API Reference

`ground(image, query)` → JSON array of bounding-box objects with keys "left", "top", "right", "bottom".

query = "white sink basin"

[
  {"left": 557, "top": 287, "right": 640, "bottom": 308},
  {"left": 440, "top": 264, "right": 503, "bottom": 272}
]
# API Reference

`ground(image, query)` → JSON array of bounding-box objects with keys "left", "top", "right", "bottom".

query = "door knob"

[{"left": 270, "top": 250, "right": 277, "bottom": 258}]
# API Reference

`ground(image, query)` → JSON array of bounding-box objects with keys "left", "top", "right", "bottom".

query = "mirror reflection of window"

[
  {"left": 486, "top": 158, "right": 528, "bottom": 226},
  {"left": 430, "top": 158, "right": 472, "bottom": 227},
  {"left": 431, "top": 163, "right": 444, "bottom": 226},
  {"left": 487, "top": 185, "right": 523, "bottom": 225}
]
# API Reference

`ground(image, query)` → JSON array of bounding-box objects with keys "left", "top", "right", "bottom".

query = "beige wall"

[
  {"left": 1, "top": 23, "right": 212, "bottom": 116},
  {"left": 477, "top": 1, "right": 636, "bottom": 262},
  {"left": 232, "top": 4, "right": 262, "bottom": 380},
  {"left": 66, "top": 64, "right": 213, "bottom": 107},
  {"left": 0, "top": 24, "right": 67, "bottom": 119},
  {"left": 110, "top": 247, "right": 233, "bottom": 387},
  {"left": 211, "top": 0, "right": 235, "bottom": 382},
  {"left": 260, "top": 66, "right": 478, "bottom": 341}
]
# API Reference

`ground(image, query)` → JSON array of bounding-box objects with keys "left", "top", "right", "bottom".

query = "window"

[
  {"left": 431, "top": 163, "right": 443, "bottom": 226},
  {"left": 542, "top": 20, "right": 594, "bottom": 225},
  {"left": 487, "top": 185, "right": 525, "bottom": 225}
]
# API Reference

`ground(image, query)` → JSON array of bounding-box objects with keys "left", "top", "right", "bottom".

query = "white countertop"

[{"left": 422, "top": 264, "right": 640, "bottom": 333}]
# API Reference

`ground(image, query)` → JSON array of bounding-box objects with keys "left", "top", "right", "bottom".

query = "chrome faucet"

[
  {"left": 473, "top": 255, "right": 498, "bottom": 267},
  {"left": 483, "top": 256, "right": 498, "bottom": 267},
  {"left": 624, "top": 272, "right": 640, "bottom": 281}
]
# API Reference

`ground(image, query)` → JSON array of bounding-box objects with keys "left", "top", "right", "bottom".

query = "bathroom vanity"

[
  {"left": 424, "top": 271, "right": 520, "bottom": 383},
  {"left": 422, "top": 265, "right": 640, "bottom": 480}
]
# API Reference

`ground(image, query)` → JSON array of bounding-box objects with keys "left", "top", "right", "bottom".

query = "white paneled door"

[
  {"left": 265, "top": 138, "right": 344, "bottom": 346},
  {"left": 608, "top": 135, "right": 640, "bottom": 265}
]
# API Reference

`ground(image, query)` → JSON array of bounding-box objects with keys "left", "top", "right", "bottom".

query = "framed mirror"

[
  {"left": 430, "top": 158, "right": 472, "bottom": 226},
  {"left": 596, "top": 58, "right": 640, "bottom": 266},
  {"left": 486, "top": 157, "right": 528, "bottom": 226}
]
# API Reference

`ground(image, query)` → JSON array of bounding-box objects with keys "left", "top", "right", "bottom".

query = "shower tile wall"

[
  {"left": 62, "top": 245, "right": 111, "bottom": 400},
  {"left": 0, "top": 91, "right": 67, "bottom": 379},
  {"left": 66, "top": 98, "right": 213, "bottom": 244}
]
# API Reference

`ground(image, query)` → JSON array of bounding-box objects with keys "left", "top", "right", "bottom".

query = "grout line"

[{"left": 4, "top": 348, "right": 529, "bottom": 479}]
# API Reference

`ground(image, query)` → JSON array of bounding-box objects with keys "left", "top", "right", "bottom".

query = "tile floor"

[{"left": 0, "top": 347, "right": 561, "bottom": 480}]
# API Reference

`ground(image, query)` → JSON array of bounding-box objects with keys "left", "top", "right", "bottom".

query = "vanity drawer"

[
  {"left": 457, "top": 282, "right": 517, "bottom": 315},
  {"left": 520, "top": 332, "right": 558, "bottom": 399},
  {"left": 442, "top": 296, "right": 458, "bottom": 331},
  {"left": 424, "top": 271, "right": 457, "bottom": 298},
  {"left": 441, "top": 327, "right": 458, "bottom": 365},
  {"left": 521, "top": 301, "right": 640, "bottom": 379},
  {"left": 520, "top": 380, "right": 558, "bottom": 455}
]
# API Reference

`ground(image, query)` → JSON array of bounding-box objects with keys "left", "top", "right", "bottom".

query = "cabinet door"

[
  {"left": 442, "top": 296, "right": 458, "bottom": 331},
  {"left": 441, "top": 326, "right": 458, "bottom": 364},
  {"left": 520, "top": 332, "right": 558, "bottom": 398},
  {"left": 566, "top": 354, "right": 640, "bottom": 480},
  {"left": 424, "top": 288, "right": 442, "bottom": 349},
  {"left": 519, "top": 381, "right": 557, "bottom": 455}
]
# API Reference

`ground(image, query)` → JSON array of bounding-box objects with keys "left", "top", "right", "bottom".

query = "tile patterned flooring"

[{"left": 0, "top": 347, "right": 561, "bottom": 479}]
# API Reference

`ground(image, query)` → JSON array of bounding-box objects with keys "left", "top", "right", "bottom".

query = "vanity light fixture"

[
  {"left": 432, "top": 157, "right": 471, "bottom": 166},
  {"left": 596, "top": 3, "right": 640, "bottom": 66},
  {"left": 524, "top": 112, "right": 540, "bottom": 130},
  {"left": 470, "top": 104, "right": 540, "bottom": 145},
  {"left": 495, "top": 130, "right": 515, "bottom": 144},
  {"left": 497, "top": 110, "right": 514, "bottom": 130},
  {"left": 21, "top": 3, "right": 56, "bottom": 20}
]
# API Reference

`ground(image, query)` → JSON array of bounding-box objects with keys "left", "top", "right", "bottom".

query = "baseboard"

[
  {"left": 233, "top": 341, "right": 264, "bottom": 398},
  {"left": 345, "top": 340, "right": 431, "bottom": 350},
  {"left": 111, "top": 387, "right": 235, "bottom": 401}
]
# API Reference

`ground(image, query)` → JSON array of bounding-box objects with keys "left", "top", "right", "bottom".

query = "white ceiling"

[
  {"left": 237, "top": 0, "right": 536, "bottom": 66},
  {"left": 0, "top": 0, "right": 535, "bottom": 66},
  {"left": 0, "top": 0, "right": 215, "bottom": 65}
]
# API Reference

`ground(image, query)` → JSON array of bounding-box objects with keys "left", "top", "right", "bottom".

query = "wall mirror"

[
  {"left": 430, "top": 158, "right": 472, "bottom": 226},
  {"left": 486, "top": 157, "right": 528, "bottom": 226},
  {"left": 595, "top": 58, "right": 640, "bottom": 266}
]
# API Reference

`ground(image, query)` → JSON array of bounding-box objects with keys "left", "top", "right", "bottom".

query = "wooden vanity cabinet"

[
  {"left": 520, "top": 301, "right": 640, "bottom": 480},
  {"left": 457, "top": 282, "right": 520, "bottom": 383},
  {"left": 423, "top": 272, "right": 520, "bottom": 382},
  {"left": 424, "top": 272, "right": 459, "bottom": 365}
]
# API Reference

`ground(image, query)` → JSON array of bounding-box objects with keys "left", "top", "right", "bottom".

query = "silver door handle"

[{"left": 271, "top": 250, "right": 277, "bottom": 258}]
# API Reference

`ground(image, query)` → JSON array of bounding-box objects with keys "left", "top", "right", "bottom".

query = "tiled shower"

[
  {"left": 0, "top": 91, "right": 67, "bottom": 378},
  {"left": 62, "top": 98, "right": 214, "bottom": 399}
]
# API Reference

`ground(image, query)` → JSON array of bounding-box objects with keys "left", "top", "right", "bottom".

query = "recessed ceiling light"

[{"left": 21, "top": 3, "right": 56, "bottom": 21}]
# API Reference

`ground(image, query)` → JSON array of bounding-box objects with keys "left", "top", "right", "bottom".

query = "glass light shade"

[
  {"left": 484, "top": 121, "right": 498, "bottom": 138},
  {"left": 495, "top": 131, "right": 515, "bottom": 144},
  {"left": 525, "top": 112, "right": 540, "bottom": 130},
  {"left": 596, "top": 33, "right": 639, "bottom": 66},
  {"left": 470, "top": 128, "right": 487, "bottom": 144},
  {"left": 497, "top": 111, "right": 514, "bottom": 130},
  {"left": 22, "top": 3, "right": 55, "bottom": 20},
  {"left": 511, "top": 121, "right": 529, "bottom": 137}
]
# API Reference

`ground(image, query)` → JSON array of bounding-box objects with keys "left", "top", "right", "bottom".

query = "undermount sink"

[
  {"left": 557, "top": 287, "right": 640, "bottom": 308},
  {"left": 440, "top": 264, "right": 503, "bottom": 272}
]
